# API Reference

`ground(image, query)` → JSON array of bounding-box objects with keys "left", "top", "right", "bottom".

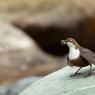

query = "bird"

[{"left": 61, "top": 38, "right": 95, "bottom": 76}]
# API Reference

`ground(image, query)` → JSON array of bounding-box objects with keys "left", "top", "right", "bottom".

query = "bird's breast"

[
  {"left": 69, "top": 57, "right": 89, "bottom": 67},
  {"left": 68, "top": 48, "right": 80, "bottom": 60}
]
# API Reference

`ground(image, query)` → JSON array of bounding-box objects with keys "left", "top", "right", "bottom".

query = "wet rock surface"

[
  {"left": 19, "top": 66, "right": 95, "bottom": 95},
  {"left": 0, "top": 77, "right": 41, "bottom": 95}
]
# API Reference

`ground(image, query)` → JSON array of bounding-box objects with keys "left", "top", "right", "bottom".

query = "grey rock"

[
  {"left": 9, "top": 77, "right": 41, "bottom": 95},
  {"left": 0, "top": 77, "right": 41, "bottom": 95},
  {"left": 0, "top": 86, "right": 9, "bottom": 95},
  {"left": 19, "top": 65, "right": 95, "bottom": 95}
]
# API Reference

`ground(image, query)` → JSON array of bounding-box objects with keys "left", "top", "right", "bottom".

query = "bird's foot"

[{"left": 70, "top": 73, "right": 81, "bottom": 77}]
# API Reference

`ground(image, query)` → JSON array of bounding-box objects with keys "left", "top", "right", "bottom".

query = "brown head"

[{"left": 61, "top": 38, "right": 80, "bottom": 49}]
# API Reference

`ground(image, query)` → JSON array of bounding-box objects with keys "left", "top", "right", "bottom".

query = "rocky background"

[{"left": 0, "top": 0, "right": 95, "bottom": 95}]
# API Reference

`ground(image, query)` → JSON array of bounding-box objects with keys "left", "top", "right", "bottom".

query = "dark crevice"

[
  {"left": 25, "top": 26, "right": 70, "bottom": 56},
  {"left": 13, "top": 18, "right": 95, "bottom": 56},
  {"left": 14, "top": 25, "right": 70, "bottom": 56}
]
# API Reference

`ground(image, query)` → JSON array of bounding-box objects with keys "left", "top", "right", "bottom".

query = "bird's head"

[{"left": 61, "top": 38, "right": 80, "bottom": 49}]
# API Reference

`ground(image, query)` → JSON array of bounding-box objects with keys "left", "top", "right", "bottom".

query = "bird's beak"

[{"left": 61, "top": 40, "right": 66, "bottom": 45}]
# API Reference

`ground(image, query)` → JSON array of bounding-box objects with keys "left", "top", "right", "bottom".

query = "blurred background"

[{"left": 0, "top": 0, "right": 95, "bottom": 95}]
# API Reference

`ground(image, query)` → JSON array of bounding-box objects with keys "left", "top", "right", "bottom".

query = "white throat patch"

[{"left": 67, "top": 42, "right": 80, "bottom": 60}]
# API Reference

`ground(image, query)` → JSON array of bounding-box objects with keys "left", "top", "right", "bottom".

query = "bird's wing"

[{"left": 80, "top": 47, "right": 95, "bottom": 64}]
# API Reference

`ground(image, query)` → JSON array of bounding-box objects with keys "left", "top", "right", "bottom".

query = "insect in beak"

[{"left": 61, "top": 40, "right": 66, "bottom": 45}]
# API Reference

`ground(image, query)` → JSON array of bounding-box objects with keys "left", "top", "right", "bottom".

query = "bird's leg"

[
  {"left": 73, "top": 67, "right": 82, "bottom": 76},
  {"left": 88, "top": 64, "right": 92, "bottom": 75},
  {"left": 70, "top": 67, "right": 82, "bottom": 77},
  {"left": 85, "top": 64, "right": 92, "bottom": 77}
]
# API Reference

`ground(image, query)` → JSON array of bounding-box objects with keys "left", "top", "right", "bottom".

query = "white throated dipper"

[{"left": 61, "top": 38, "right": 95, "bottom": 76}]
